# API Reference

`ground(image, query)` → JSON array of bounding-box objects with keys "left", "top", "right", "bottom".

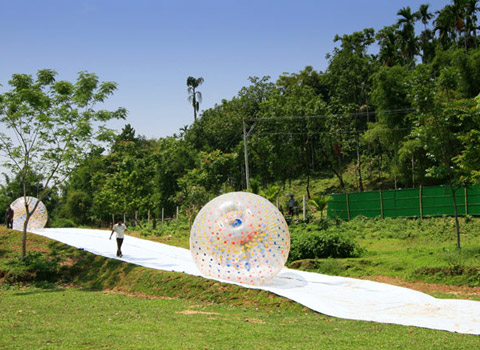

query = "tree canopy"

[{"left": 0, "top": 69, "right": 126, "bottom": 258}]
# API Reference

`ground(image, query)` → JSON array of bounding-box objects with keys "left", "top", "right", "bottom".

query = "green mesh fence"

[{"left": 327, "top": 185, "right": 479, "bottom": 220}]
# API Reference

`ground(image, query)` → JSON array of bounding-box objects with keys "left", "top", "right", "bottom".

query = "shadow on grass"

[
  {"left": 0, "top": 248, "right": 8, "bottom": 258},
  {"left": 11, "top": 288, "right": 66, "bottom": 297}
]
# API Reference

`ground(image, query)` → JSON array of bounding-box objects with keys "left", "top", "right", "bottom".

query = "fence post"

[
  {"left": 419, "top": 186, "right": 423, "bottom": 220},
  {"left": 162, "top": 208, "right": 164, "bottom": 224},
  {"left": 346, "top": 192, "right": 351, "bottom": 220},
  {"left": 303, "top": 195, "right": 306, "bottom": 220},
  {"left": 176, "top": 206, "right": 179, "bottom": 220},
  {"left": 276, "top": 197, "right": 279, "bottom": 208},
  {"left": 379, "top": 190, "right": 384, "bottom": 219},
  {"left": 465, "top": 186, "right": 469, "bottom": 215}
]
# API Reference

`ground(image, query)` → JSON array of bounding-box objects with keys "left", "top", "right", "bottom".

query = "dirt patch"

[
  {"left": 242, "top": 318, "right": 266, "bottom": 324},
  {"left": 177, "top": 310, "right": 219, "bottom": 315},
  {"left": 361, "top": 276, "right": 480, "bottom": 297}
]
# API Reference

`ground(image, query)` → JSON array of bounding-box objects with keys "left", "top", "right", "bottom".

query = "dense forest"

[{"left": 3, "top": 0, "right": 480, "bottom": 226}]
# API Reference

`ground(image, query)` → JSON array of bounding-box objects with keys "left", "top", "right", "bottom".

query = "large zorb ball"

[
  {"left": 11, "top": 196, "right": 48, "bottom": 230},
  {"left": 190, "top": 192, "right": 290, "bottom": 285}
]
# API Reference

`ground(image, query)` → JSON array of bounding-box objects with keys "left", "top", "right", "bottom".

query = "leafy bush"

[
  {"left": 138, "top": 217, "right": 190, "bottom": 237},
  {"left": 288, "top": 225, "right": 363, "bottom": 261},
  {"left": 50, "top": 217, "right": 76, "bottom": 228}
]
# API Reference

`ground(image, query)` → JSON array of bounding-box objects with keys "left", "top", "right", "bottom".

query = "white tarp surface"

[{"left": 30, "top": 228, "right": 480, "bottom": 335}]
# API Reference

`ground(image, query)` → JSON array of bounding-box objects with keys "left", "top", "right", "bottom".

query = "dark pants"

[
  {"left": 6, "top": 218, "right": 13, "bottom": 229},
  {"left": 116, "top": 238, "right": 124, "bottom": 257}
]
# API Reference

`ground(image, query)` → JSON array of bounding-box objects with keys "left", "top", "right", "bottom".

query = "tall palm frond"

[{"left": 186, "top": 76, "right": 204, "bottom": 122}]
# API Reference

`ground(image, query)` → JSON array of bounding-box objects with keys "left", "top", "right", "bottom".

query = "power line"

[
  {"left": 245, "top": 108, "right": 416, "bottom": 122},
  {"left": 261, "top": 129, "right": 411, "bottom": 135},
  {"left": 255, "top": 128, "right": 411, "bottom": 136}
]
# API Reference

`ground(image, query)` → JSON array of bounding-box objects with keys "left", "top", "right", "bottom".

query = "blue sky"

[{"left": 1, "top": 0, "right": 451, "bottom": 139}]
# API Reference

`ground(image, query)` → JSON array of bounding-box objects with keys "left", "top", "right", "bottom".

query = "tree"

[
  {"left": 463, "top": 0, "right": 480, "bottom": 49},
  {"left": 453, "top": 94, "right": 480, "bottom": 183},
  {"left": 0, "top": 69, "right": 126, "bottom": 259},
  {"left": 416, "top": 4, "right": 436, "bottom": 64},
  {"left": 93, "top": 125, "right": 156, "bottom": 225},
  {"left": 397, "top": 6, "right": 419, "bottom": 67},
  {"left": 308, "top": 196, "right": 331, "bottom": 220},
  {"left": 418, "top": 4, "right": 434, "bottom": 31},
  {"left": 408, "top": 68, "right": 475, "bottom": 249},
  {"left": 327, "top": 29, "right": 377, "bottom": 106},
  {"left": 187, "top": 76, "right": 204, "bottom": 122},
  {"left": 376, "top": 25, "right": 403, "bottom": 67}
]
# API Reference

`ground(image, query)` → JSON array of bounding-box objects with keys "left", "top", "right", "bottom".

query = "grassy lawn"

[{"left": 1, "top": 286, "right": 479, "bottom": 350}]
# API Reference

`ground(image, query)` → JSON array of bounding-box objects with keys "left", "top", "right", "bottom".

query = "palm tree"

[
  {"left": 451, "top": 0, "right": 466, "bottom": 46},
  {"left": 417, "top": 4, "right": 434, "bottom": 31},
  {"left": 415, "top": 4, "right": 435, "bottom": 63},
  {"left": 376, "top": 25, "right": 402, "bottom": 66},
  {"left": 435, "top": 5, "right": 457, "bottom": 49},
  {"left": 397, "top": 6, "right": 419, "bottom": 67},
  {"left": 308, "top": 196, "right": 331, "bottom": 220},
  {"left": 186, "top": 76, "right": 204, "bottom": 122},
  {"left": 464, "top": 0, "right": 480, "bottom": 49}
]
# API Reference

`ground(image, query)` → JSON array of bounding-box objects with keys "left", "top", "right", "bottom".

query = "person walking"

[
  {"left": 5, "top": 205, "right": 14, "bottom": 229},
  {"left": 109, "top": 219, "right": 127, "bottom": 258},
  {"left": 288, "top": 195, "right": 297, "bottom": 216}
]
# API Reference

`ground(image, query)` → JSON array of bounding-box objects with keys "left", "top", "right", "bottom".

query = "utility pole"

[
  {"left": 243, "top": 118, "right": 250, "bottom": 190},
  {"left": 242, "top": 118, "right": 257, "bottom": 190}
]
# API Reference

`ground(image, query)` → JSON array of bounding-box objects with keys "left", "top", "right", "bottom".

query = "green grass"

[
  {"left": 1, "top": 286, "right": 479, "bottom": 350},
  {"left": 2, "top": 217, "right": 480, "bottom": 349}
]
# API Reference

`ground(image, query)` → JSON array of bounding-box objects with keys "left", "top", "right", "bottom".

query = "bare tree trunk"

[
  {"left": 331, "top": 168, "right": 345, "bottom": 190},
  {"left": 356, "top": 138, "right": 364, "bottom": 191},
  {"left": 394, "top": 149, "right": 398, "bottom": 190},
  {"left": 21, "top": 211, "right": 33, "bottom": 260},
  {"left": 22, "top": 222, "right": 28, "bottom": 261},
  {"left": 304, "top": 139, "right": 311, "bottom": 199},
  {"left": 411, "top": 154, "right": 415, "bottom": 187},
  {"left": 133, "top": 217, "right": 143, "bottom": 229},
  {"left": 306, "top": 173, "right": 311, "bottom": 200}
]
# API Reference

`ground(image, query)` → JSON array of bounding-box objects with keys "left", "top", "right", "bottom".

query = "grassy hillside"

[{"left": 0, "top": 227, "right": 299, "bottom": 311}]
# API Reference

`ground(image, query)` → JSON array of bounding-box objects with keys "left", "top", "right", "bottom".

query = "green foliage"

[
  {"left": 1, "top": 251, "right": 60, "bottom": 285},
  {"left": 259, "top": 185, "right": 281, "bottom": 204},
  {"left": 308, "top": 195, "right": 331, "bottom": 218},
  {"left": 50, "top": 217, "right": 76, "bottom": 228},
  {"left": 63, "top": 190, "right": 91, "bottom": 224},
  {"left": 0, "top": 69, "right": 125, "bottom": 258},
  {"left": 288, "top": 223, "right": 363, "bottom": 261}
]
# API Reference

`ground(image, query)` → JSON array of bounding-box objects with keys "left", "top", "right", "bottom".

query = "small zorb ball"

[
  {"left": 190, "top": 192, "right": 290, "bottom": 285},
  {"left": 11, "top": 196, "right": 48, "bottom": 230}
]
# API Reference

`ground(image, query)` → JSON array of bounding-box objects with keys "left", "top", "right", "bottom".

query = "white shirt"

[{"left": 112, "top": 223, "right": 127, "bottom": 239}]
